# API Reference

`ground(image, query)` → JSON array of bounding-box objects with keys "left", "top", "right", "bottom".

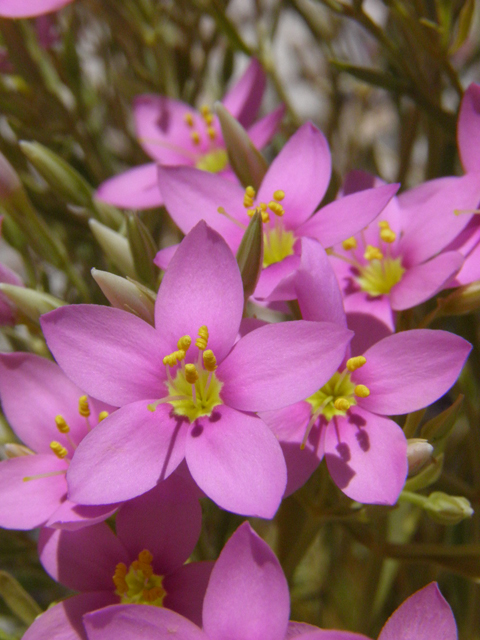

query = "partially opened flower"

[
  {"left": 41, "top": 221, "right": 352, "bottom": 518},
  {"left": 155, "top": 122, "right": 398, "bottom": 301},
  {"left": 0, "top": 0, "right": 73, "bottom": 18},
  {"left": 0, "top": 352, "right": 116, "bottom": 530},
  {"left": 96, "top": 58, "right": 284, "bottom": 209},
  {"left": 261, "top": 239, "right": 471, "bottom": 503},
  {"left": 23, "top": 475, "right": 212, "bottom": 640}
]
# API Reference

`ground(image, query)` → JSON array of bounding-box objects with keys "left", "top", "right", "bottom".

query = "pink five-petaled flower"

[
  {"left": 23, "top": 475, "right": 213, "bottom": 640},
  {"left": 261, "top": 238, "right": 472, "bottom": 504},
  {"left": 40, "top": 221, "right": 352, "bottom": 518},
  {"left": 0, "top": 0, "right": 73, "bottom": 17},
  {"left": 96, "top": 58, "right": 284, "bottom": 209},
  {"left": 0, "top": 352, "right": 117, "bottom": 530},
  {"left": 155, "top": 121, "right": 399, "bottom": 301}
]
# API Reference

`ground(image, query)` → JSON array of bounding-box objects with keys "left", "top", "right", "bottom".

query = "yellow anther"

[
  {"left": 144, "top": 586, "right": 165, "bottom": 602},
  {"left": 200, "top": 104, "right": 211, "bottom": 117},
  {"left": 354, "top": 384, "right": 370, "bottom": 398},
  {"left": 203, "top": 349, "right": 217, "bottom": 371},
  {"left": 50, "top": 441, "right": 68, "bottom": 459},
  {"left": 378, "top": 220, "right": 389, "bottom": 229},
  {"left": 342, "top": 237, "right": 357, "bottom": 250},
  {"left": 380, "top": 229, "right": 396, "bottom": 243},
  {"left": 364, "top": 245, "right": 383, "bottom": 261},
  {"left": 207, "top": 126, "right": 216, "bottom": 140},
  {"left": 247, "top": 208, "right": 256, "bottom": 217},
  {"left": 334, "top": 398, "right": 351, "bottom": 411},
  {"left": 346, "top": 356, "right": 367, "bottom": 372},
  {"left": 184, "top": 113, "right": 194, "bottom": 127},
  {"left": 114, "top": 563, "right": 127, "bottom": 578},
  {"left": 261, "top": 210, "right": 270, "bottom": 223},
  {"left": 196, "top": 326, "right": 209, "bottom": 350},
  {"left": 55, "top": 415, "right": 70, "bottom": 433},
  {"left": 191, "top": 131, "right": 201, "bottom": 145},
  {"left": 163, "top": 350, "right": 186, "bottom": 367},
  {"left": 138, "top": 549, "right": 153, "bottom": 564},
  {"left": 113, "top": 562, "right": 128, "bottom": 593},
  {"left": 268, "top": 201, "right": 285, "bottom": 216},
  {"left": 273, "top": 190, "right": 285, "bottom": 201},
  {"left": 78, "top": 396, "right": 90, "bottom": 418},
  {"left": 245, "top": 186, "right": 256, "bottom": 198},
  {"left": 177, "top": 335, "right": 192, "bottom": 351},
  {"left": 185, "top": 364, "right": 199, "bottom": 384},
  {"left": 98, "top": 411, "right": 109, "bottom": 422},
  {"left": 243, "top": 187, "right": 256, "bottom": 208},
  {"left": 204, "top": 112, "right": 214, "bottom": 125}
]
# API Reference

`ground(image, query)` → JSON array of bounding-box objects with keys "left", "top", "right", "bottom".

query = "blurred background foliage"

[{"left": 0, "top": 1, "right": 480, "bottom": 638}]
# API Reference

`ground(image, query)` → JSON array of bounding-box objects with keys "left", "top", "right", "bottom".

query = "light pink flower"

[
  {"left": 41, "top": 221, "right": 352, "bottom": 518},
  {"left": 96, "top": 59, "right": 284, "bottom": 209},
  {"left": 0, "top": 0, "right": 73, "bottom": 18},
  {"left": 0, "top": 352, "right": 116, "bottom": 530},
  {"left": 23, "top": 475, "right": 212, "bottom": 640}
]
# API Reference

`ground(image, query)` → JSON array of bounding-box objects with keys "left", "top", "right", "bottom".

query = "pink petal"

[
  {"left": 0, "top": 0, "right": 73, "bottom": 17},
  {"left": 0, "top": 261, "right": 23, "bottom": 287},
  {"left": 324, "top": 409, "right": 407, "bottom": 505},
  {"left": 185, "top": 406, "right": 286, "bottom": 518},
  {"left": 95, "top": 164, "right": 163, "bottom": 209},
  {"left": 343, "top": 292, "right": 394, "bottom": 355},
  {"left": 41, "top": 305, "right": 167, "bottom": 408},
  {"left": 39, "top": 524, "right": 129, "bottom": 592},
  {"left": 378, "top": 582, "right": 457, "bottom": 640},
  {"left": 153, "top": 243, "right": 178, "bottom": 270},
  {"left": 67, "top": 402, "right": 188, "bottom": 505},
  {"left": 397, "top": 173, "right": 480, "bottom": 264},
  {"left": 221, "top": 58, "right": 265, "bottom": 126},
  {"left": 163, "top": 561, "right": 214, "bottom": 627},
  {"left": 457, "top": 83, "right": 480, "bottom": 174},
  {"left": 297, "top": 183, "right": 399, "bottom": 248},
  {"left": 46, "top": 500, "right": 119, "bottom": 531},
  {"left": 23, "top": 592, "right": 116, "bottom": 640},
  {"left": 257, "top": 122, "right": 331, "bottom": 229},
  {"left": 292, "top": 633, "right": 369, "bottom": 640},
  {"left": 261, "top": 402, "right": 325, "bottom": 496},
  {"left": 356, "top": 330, "right": 472, "bottom": 415},
  {"left": 155, "top": 221, "right": 244, "bottom": 362},
  {"left": 452, "top": 240, "right": 480, "bottom": 285},
  {"left": 254, "top": 255, "right": 300, "bottom": 301},
  {"left": 203, "top": 523, "right": 290, "bottom": 640},
  {"left": 0, "top": 455, "right": 67, "bottom": 529},
  {"left": 219, "top": 321, "right": 352, "bottom": 412},
  {"left": 157, "top": 166, "right": 244, "bottom": 248},
  {"left": 247, "top": 105, "right": 285, "bottom": 149},
  {"left": 134, "top": 96, "right": 200, "bottom": 164},
  {"left": 115, "top": 474, "right": 202, "bottom": 575},
  {"left": 390, "top": 251, "right": 463, "bottom": 310},
  {"left": 0, "top": 352, "right": 90, "bottom": 454},
  {"left": 84, "top": 605, "right": 208, "bottom": 640}
]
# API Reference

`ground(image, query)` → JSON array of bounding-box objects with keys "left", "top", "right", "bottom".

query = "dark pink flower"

[{"left": 0, "top": 0, "right": 73, "bottom": 18}]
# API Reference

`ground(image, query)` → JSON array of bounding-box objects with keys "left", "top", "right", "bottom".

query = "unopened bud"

[
  {"left": 2, "top": 444, "right": 35, "bottom": 459},
  {"left": 407, "top": 438, "right": 434, "bottom": 477},
  {"left": 91, "top": 269, "right": 156, "bottom": 325},
  {"left": 437, "top": 283, "right": 480, "bottom": 317},
  {"left": 424, "top": 491, "right": 474, "bottom": 525},
  {"left": 236, "top": 210, "right": 263, "bottom": 299},
  {"left": 89, "top": 219, "right": 136, "bottom": 279},
  {"left": 0, "top": 151, "right": 21, "bottom": 201},
  {"left": 0, "top": 283, "right": 66, "bottom": 325}
]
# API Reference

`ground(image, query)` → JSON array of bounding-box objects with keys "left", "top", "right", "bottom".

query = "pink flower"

[
  {"left": 40, "top": 221, "right": 352, "bottom": 518},
  {"left": 23, "top": 475, "right": 212, "bottom": 640},
  {"left": 155, "top": 122, "right": 398, "bottom": 301},
  {"left": 0, "top": 353, "right": 117, "bottom": 530},
  {"left": 96, "top": 59, "right": 284, "bottom": 209},
  {"left": 0, "top": 216, "right": 24, "bottom": 326},
  {"left": 261, "top": 238, "right": 471, "bottom": 503},
  {"left": 84, "top": 522, "right": 293, "bottom": 640},
  {"left": 0, "top": 0, "right": 73, "bottom": 18}
]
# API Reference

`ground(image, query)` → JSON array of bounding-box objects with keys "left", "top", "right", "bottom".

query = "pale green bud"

[
  {"left": 126, "top": 213, "right": 158, "bottom": 287},
  {"left": 91, "top": 269, "right": 156, "bottom": 325},
  {"left": 89, "top": 219, "right": 136, "bottom": 278},
  {"left": 2, "top": 444, "right": 35, "bottom": 459},
  {"left": 0, "top": 151, "right": 21, "bottom": 201},
  {"left": 424, "top": 491, "right": 474, "bottom": 525},
  {"left": 0, "top": 284, "right": 66, "bottom": 325},
  {"left": 236, "top": 210, "right": 263, "bottom": 299},
  {"left": 406, "top": 438, "right": 434, "bottom": 477}
]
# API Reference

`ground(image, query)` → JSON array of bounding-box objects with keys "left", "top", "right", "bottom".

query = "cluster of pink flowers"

[{"left": 0, "top": 4, "right": 476, "bottom": 637}]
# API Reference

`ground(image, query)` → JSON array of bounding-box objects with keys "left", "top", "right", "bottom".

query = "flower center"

[
  {"left": 195, "top": 148, "right": 228, "bottom": 173},
  {"left": 263, "top": 223, "right": 296, "bottom": 267},
  {"left": 301, "top": 356, "right": 370, "bottom": 448},
  {"left": 113, "top": 549, "right": 166, "bottom": 607},
  {"left": 184, "top": 106, "right": 228, "bottom": 173},
  {"left": 149, "top": 326, "right": 223, "bottom": 423},
  {"left": 339, "top": 221, "right": 405, "bottom": 297}
]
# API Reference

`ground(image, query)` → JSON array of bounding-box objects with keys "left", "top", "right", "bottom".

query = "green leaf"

[
  {"left": 0, "top": 571, "right": 41, "bottom": 626},
  {"left": 420, "top": 395, "right": 463, "bottom": 453},
  {"left": 449, "top": 0, "right": 475, "bottom": 54}
]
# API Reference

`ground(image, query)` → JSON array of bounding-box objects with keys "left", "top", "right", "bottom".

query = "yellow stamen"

[
  {"left": 217, "top": 206, "right": 247, "bottom": 230},
  {"left": 380, "top": 229, "right": 396, "bottom": 243},
  {"left": 273, "top": 190, "right": 285, "bottom": 201},
  {"left": 196, "top": 325, "right": 209, "bottom": 350},
  {"left": 203, "top": 349, "right": 217, "bottom": 371},
  {"left": 346, "top": 356, "right": 367, "bottom": 372},
  {"left": 342, "top": 237, "right": 357, "bottom": 250},
  {"left": 200, "top": 104, "right": 210, "bottom": 117},
  {"left": 163, "top": 350, "right": 186, "bottom": 367},
  {"left": 184, "top": 113, "right": 194, "bottom": 127},
  {"left": 268, "top": 201, "right": 284, "bottom": 216},
  {"left": 98, "top": 411, "right": 109, "bottom": 421},
  {"left": 207, "top": 126, "right": 216, "bottom": 140},
  {"left": 185, "top": 364, "right": 199, "bottom": 384},
  {"left": 243, "top": 186, "right": 256, "bottom": 208},
  {"left": 334, "top": 398, "right": 351, "bottom": 411},
  {"left": 55, "top": 415, "right": 70, "bottom": 433},
  {"left": 78, "top": 396, "right": 90, "bottom": 418},
  {"left": 138, "top": 549, "right": 153, "bottom": 564},
  {"left": 191, "top": 131, "right": 201, "bottom": 145},
  {"left": 354, "top": 384, "right": 370, "bottom": 398},
  {"left": 203, "top": 113, "right": 214, "bottom": 125},
  {"left": 378, "top": 220, "right": 389, "bottom": 229},
  {"left": 177, "top": 335, "right": 192, "bottom": 352},
  {"left": 260, "top": 209, "right": 270, "bottom": 223},
  {"left": 50, "top": 441, "right": 68, "bottom": 459},
  {"left": 364, "top": 245, "right": 383, "bottom": 261}
]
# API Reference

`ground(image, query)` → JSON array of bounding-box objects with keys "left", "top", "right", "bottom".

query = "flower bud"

[
  {"left": 0, "top": 151, "right": 21, "bottom": 201},
  {"left": 126, "top": 213, "right": 158, "bottom": 287},
  {"left": 424, "top": 491, "right": 474, "bottom": 525},
  {"left": 437, "top": 283, "right": 480, "bottom": 316},
  {"left": 2, "top": 444, "right": 35, "bottom": 459},
  {"left": 89, "top": 219, "right": 136, "bottom": 278},
  {"left": 236, "top": 210, "right": 263, "bottom": 299},
  {"left": 0, "top": 283, "right": 66, "bottom": 325},
  {"left": 407, "top": 438, "right": 434, "bottom": 477},
  {"left": 91, "top": 269, "right": 156, "bottom": 325}
]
